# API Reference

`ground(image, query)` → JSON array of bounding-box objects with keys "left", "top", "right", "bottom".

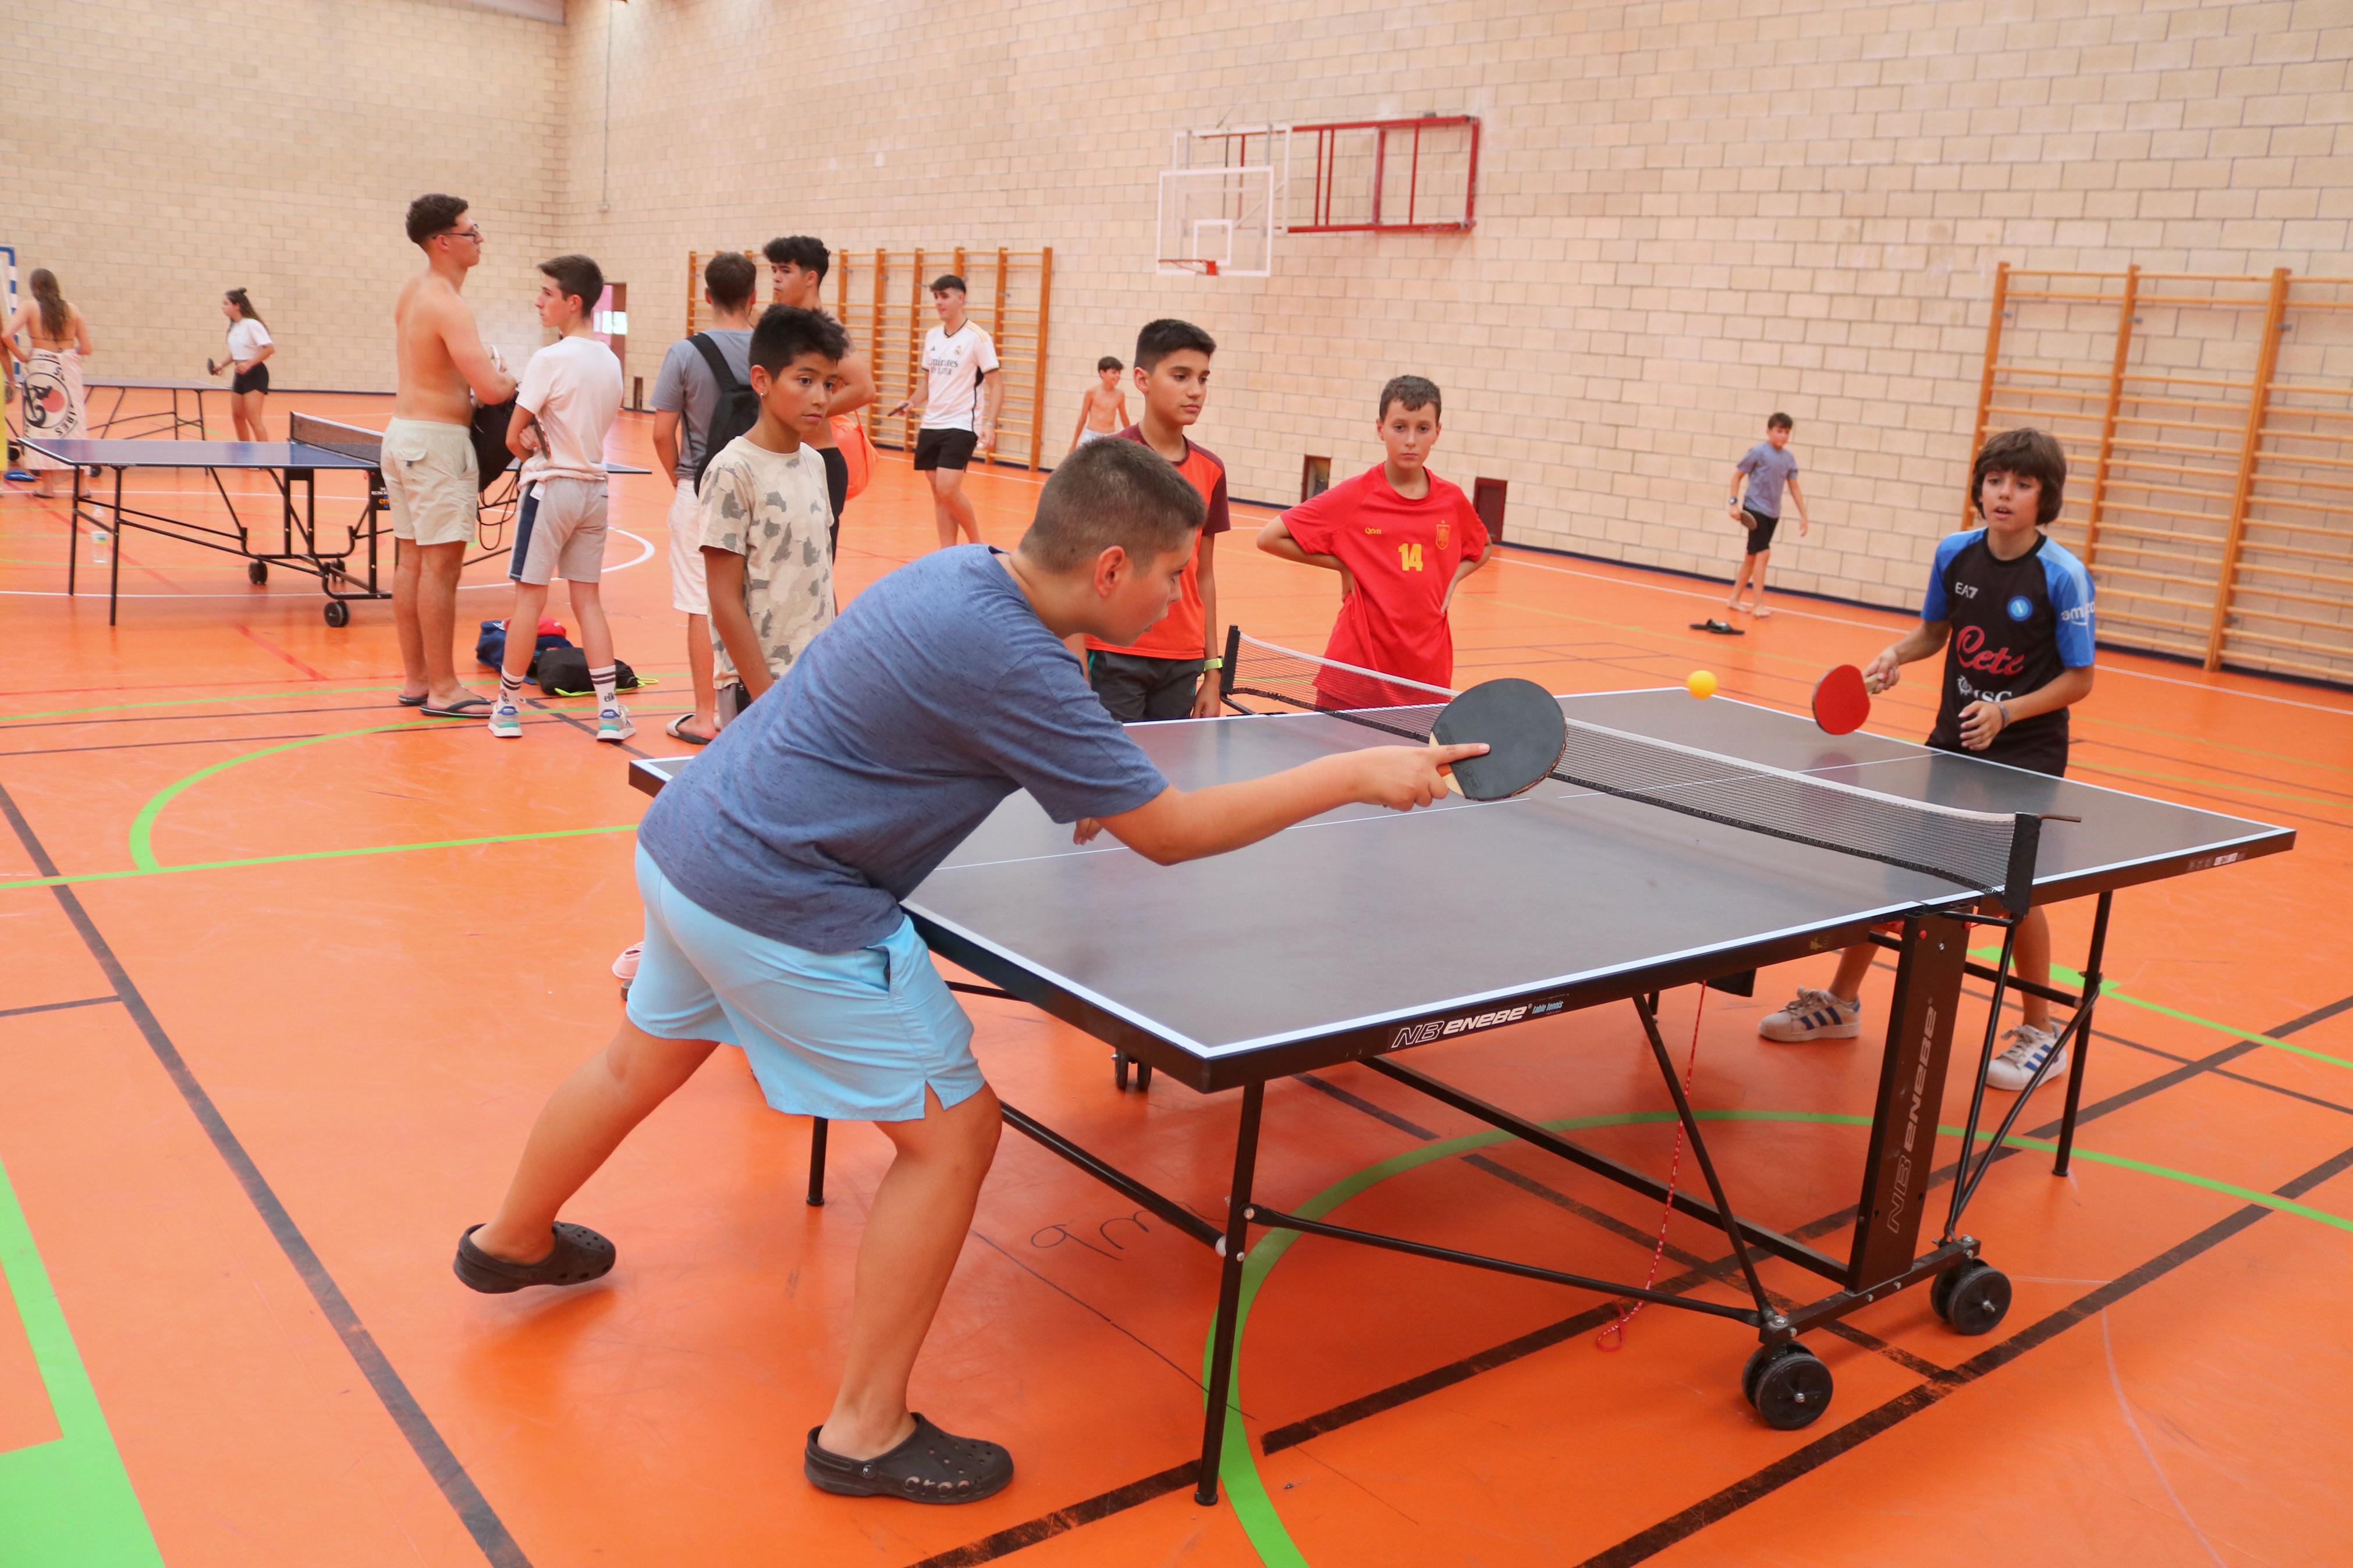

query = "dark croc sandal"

[
  {"left": 804, "top": 1414, "right": 1013, "bottom": 1505},
  {"left": 452, "top": 1222, "right": 616, "bottom": 1294}
]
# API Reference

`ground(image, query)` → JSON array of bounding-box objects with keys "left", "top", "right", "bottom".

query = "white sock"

[{"left": 590, "top": 664, "right": 618, "bottom": 709}]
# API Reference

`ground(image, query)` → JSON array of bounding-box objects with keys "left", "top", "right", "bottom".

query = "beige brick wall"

[
  {"left": 2, "top": 0, "right": 565, "bottom": 393},
  {"left": 15, "top": 0, "right": 2349, "bottom": 610}
]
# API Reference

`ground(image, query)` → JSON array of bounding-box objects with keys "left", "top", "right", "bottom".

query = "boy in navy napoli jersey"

[{"left": 1759, "top": 428, "right": 2095, "bottom": 1093}]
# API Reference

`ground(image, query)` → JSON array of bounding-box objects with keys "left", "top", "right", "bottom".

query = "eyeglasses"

[{"left": 440, "top": 225, "right": 485, "bottom": 245}]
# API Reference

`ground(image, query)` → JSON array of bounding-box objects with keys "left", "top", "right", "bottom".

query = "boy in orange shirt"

[
  {"left": 1081, "top": 319, "right": 1230, "bottom": 720},
  {"left": 1257, "top": 376, "right": 1493, "bottom": 703}
]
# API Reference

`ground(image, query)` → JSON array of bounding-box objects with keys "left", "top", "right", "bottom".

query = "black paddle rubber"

[{"left": 1432, "top": 678, "right": 1567, "bottom": 801}]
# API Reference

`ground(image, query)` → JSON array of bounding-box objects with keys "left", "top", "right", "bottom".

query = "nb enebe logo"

[{"left": 1392, "top": 999, "right": 1559, "bottom": 1049}]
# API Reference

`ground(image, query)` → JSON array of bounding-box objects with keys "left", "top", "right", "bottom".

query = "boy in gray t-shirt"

[
  {"left": 649, "top": 252, "right": 760, "bottom": 746},
  {"left": 1724, "top": 411, "right": 1811, "bottom": 618}
]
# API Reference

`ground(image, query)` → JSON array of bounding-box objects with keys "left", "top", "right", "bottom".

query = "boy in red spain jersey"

[
  {"left": 1081, "top": 319, "right": 1231, "bottom": 720},
  {"left": 1257, "top": 376, "right": 1493, "bottom": 705}
]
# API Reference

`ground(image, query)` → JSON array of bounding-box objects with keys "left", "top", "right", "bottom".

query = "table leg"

[
  {"left": 2054, "top": 891, "right": 2113, "bottom": 1177},
  {"left": 108, "top": 468, "right": 125, "bottom": 627},
  {"left": 1848, "top": 916, "right": 1967, "bottom": 1288},
  {"left": 806, "top": 1117, "right": 829, "bottom": 1207},
  {"left": 1195, "top": 1080, "right": 1265, "bottom": 1505}
]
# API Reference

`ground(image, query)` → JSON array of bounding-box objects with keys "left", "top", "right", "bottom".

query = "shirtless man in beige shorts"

[{"left": 389, "top": 193, "right": 516, "bottom": 716}]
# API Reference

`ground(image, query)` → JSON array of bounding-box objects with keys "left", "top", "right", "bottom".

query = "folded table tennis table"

[
  {"left": 25, "top": 413, "right": 648, "bottom": 625},
  {"left": 626, "top": 631, "right": 2291, "bottom": 1503}
]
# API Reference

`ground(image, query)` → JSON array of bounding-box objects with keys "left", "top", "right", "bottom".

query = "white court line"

[
  {"left": 1493, "top": 550, "right": 2353, "bottom": 719},
  {"left": 0, "top": 527, "right": 653, "bottom": 599}
]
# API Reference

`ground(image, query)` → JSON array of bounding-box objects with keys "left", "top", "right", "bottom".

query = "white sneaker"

[
  {"left": 612, "top": 942, "right": 641, "bottom": 983},
  {"left": 1759, "top": 987, "right": 1863, "bottom": 1043},
  {"left": 596, "top": 705, "right": 636, "bottom": 742},
  {"left": 1984, "top": 1023, "right": 2067, "bottom": 1092},
  {"left": 487, "top": 702, "right": 523, "bottom": 739}
]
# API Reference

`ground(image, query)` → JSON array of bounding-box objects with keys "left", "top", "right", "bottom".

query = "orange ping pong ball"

[{"left": 1686, "top": 670, "right": 1718, "bottom": 700}]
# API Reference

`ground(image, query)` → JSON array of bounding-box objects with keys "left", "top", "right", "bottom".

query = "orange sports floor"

[{"left": 2, "top": 390, "right": 2348, "bottom": 1567}]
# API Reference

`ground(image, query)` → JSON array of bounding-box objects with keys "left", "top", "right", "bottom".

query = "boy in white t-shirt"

[
  {"left": 700, "top": 306, "right": 850, "bottom": 715},
  {"left": 884, "top": 275, "right": 1000, "bottom": 550},
  {"left": 491, "top": 254, "right": 627, "bottom": 741}
]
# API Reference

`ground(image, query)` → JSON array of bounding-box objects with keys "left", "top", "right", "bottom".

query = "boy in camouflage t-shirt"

[{"left": 697, "top": 307, "right": 852, "bottom": 721}]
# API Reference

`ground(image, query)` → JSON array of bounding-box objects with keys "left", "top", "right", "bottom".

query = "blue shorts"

[{"left": 624, "top": 846, "right": 984, "bottom": 1122}]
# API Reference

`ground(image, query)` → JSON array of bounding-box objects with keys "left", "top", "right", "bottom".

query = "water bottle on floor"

[{"left": 90, "top": 526, "right": 111, "bottom": 566}]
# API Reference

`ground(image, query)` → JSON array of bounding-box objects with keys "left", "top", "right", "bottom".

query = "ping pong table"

[
  {"left": 86, "top": 378, "right": 219, "bottom": 439},
  {"left": 26, "top": 413, "right": 648, "bottom": 626},
  {"left": 626, "top": 631, "right": 2292, "bottom": 1503}
]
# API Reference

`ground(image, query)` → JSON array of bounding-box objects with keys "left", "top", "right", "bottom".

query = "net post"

[
  {"left": 1219, "top": 623, "right": 1241, "bottom": 705},
  {"left": 2001, "top": 814, "right": 2042, "bottom": 915}
]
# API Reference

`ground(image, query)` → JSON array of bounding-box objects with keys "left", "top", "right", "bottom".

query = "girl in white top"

[
  {"left": 217, "top": 288, "right": 275, "bottom": 440},
  {"left": 2, "top": 269, "right": 94, "bottom": 499}
]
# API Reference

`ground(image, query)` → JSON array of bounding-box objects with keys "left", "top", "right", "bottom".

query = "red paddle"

[
  {"left": 1429, "top": 678, "right": 1567, "bottom": 800},
  {"left": 1812, "top": 664, "right": 1872, "bottom": 735}
]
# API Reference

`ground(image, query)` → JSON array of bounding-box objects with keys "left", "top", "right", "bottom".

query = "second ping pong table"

[
  {"left": 26, "top": 414, "right": 650, "bottom": 625},
  {"left": 86, "top": 378, "right": 221, "bottom": 439},
  {"left": 625, "top": 631, "right": 2292, "bottom": 1503}
]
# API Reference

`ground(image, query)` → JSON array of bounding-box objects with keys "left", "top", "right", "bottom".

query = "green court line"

[
  {"left": 1207, "top": 1108, "right": 2353, "bottom": 1566},
  {"left": 0, "top": 824, "right": 639, "bottom": 895},
  {"left": 1975, "top": 952, "right": 2353, "bottom": 1074},
  {"left": 127, "top": 726, "right": 420, "bottom": 872},
  {"left": 0, "top": 1151, "right": 163, "bottom": 1566}
]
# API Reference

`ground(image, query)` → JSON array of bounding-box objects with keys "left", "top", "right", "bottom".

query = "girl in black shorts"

[{"left": 219, "top": 288, "right": 275, "bottom": 440}]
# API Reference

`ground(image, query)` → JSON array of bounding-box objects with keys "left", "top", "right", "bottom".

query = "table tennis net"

[
  {"left": 288, "top": 414, "right": 384, "bottom": 467},
  {"left": 1221, "top": 633, "right": 2041, "bottom": 913}
]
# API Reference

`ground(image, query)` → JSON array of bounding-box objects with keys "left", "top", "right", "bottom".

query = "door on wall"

[
  {"left": 1473, "top": 477, "right": 1507, "bottom": 543},
  {"left": 592, "top": 283, "right": 630, "bottom": 404}
]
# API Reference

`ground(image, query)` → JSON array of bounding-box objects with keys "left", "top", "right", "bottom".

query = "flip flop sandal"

[
  {"left": 421, "top": 696, "right": 498, "bottom": 719},
  {"left": 452, "top": 1222, "right": 616, "bottom": 1294},
  {"left": 1689, "top": 618, "right": 1747, "bottom": 635},
  {"left": 665, "top": 714, "right": 715, "bottom": 746},
  {"left": 396, "top": 693, "right": 429, "bottom": 707},
  {"left": 804, "top": 1414, "right": 1014, "bottom": 1505}
]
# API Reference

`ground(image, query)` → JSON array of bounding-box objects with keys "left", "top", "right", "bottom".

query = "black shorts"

[
  {"left": 1088, "top": 650, "right": 1206, "bottom": 722},
  {"left": 819, "top": 443, "right": 847, "bottom": 557},
  {"left": 913, "top": 428, "right": 978, "bottom": 471},
  {"left": 231, "top": 364, "right": 271, "bottom": 395},
  {"left": 1741, "top": 507, "right": 1778, "bottom": 555}
]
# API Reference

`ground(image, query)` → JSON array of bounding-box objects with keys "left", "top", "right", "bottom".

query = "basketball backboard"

[{"left": 1156, "top": 125, "right": 1290, "bottom": 278}]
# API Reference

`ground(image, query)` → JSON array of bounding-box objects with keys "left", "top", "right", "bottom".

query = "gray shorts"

[{"left": 510, "top": 477, "right": 609, "bottom": 585}]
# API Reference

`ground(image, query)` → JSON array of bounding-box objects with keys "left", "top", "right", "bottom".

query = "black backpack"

[
  {"left": 534, "top": 646, "right": 640, "bottom": 698},
  {"left": 688, "top": 333, "right": 762, "bottom": 495}
]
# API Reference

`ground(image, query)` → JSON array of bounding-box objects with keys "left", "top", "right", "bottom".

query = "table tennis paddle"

[
  {"left": 1428, "top": 678, "right": 1566, "bottom": 801},
  {"left": 206, "top": 359, "right": 219, "bottom": 375},
  {"left": 1812, "top": 664, "right": 1872, "bottom": 735}
]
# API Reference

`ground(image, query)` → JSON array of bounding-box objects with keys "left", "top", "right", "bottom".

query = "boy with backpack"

[
  {"left": 490, "top": 254, "right": 626, "bottom": 742},
  {"left": 649, "top": 252, "right": 762, "bottom": 746}
]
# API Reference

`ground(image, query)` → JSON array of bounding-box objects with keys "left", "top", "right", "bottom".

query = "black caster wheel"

[
  {"left": 1933, "top": 1261, "right": 2011, "bottom": 1336},
  {"left": 1135, "top": 1061, "right": 1153, "bottom": 1091},
  {"left": 247, "top": 560, "right": 268, "bottom": 585},
  {"left": 1744, "top": 1342, "right": 1832, "bottom": 1431},
  {"left": 323, "top": 599, "right": 350, "bottom": 627},
  {"left": 1113, "top": 1051, "right": 1131, "bottom": 1091}
]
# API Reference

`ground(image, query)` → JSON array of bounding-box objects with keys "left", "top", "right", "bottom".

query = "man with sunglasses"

[{"left": 389, "top": 193, "right": 516, "bottom": 718}]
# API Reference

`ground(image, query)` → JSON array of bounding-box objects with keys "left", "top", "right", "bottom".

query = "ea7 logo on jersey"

[
  {"left": 1950, "top": 581, "right": 1979, "bottom": 599},
  {"left": 1391, "top": 1003, "right": 1535, "bottom": 1049}
]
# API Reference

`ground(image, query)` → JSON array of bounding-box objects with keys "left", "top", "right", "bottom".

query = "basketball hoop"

[{"left": 1156, "top": 258, "right": 1220, "bottom": 277}]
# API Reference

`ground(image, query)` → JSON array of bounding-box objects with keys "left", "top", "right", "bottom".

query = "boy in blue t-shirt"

[
  {"left": 1724, "top": 412, "right": 1810, "bottom": 617},
  {"left": 1759, "top": 428, "right": 2096, "bottom": 1094},
  {"left": 452, "top": 438, "right": 1481, "bottom": 1506}
]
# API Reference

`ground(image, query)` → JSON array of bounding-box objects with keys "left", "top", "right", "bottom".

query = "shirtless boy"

[
  {"left": 764, "top": 236, "right": 876, "bottom": 552},
  {"left": 388, "top": 193, "right": 516, "bottom": 717},
  {"left": 1067, "top": 357, "right": 1128, "bottom": 453}
]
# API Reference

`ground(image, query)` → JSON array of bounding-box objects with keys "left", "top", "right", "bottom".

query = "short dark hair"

[
  {"left": 929, "top": 274, "right": 966, "bottom": 296},
  {"left": 705, "top": 251, "right": 758, "bottom": 312},
  {"left": 405, "top": 193, "right": 469, "bottom": 246},
  {"left": 764, "top": 236, "right": 831, "bottom": 283},
  {"left": 1379, "top": 375, "right": 1442, "bottom": 422},
  {"left": 1135, "top": 318, "right": 1216, "bottom": 372},
  {"left": 1767, "top": 411, "right": 1794, "bottom": 431},
  {"left": 1097, "top": 355, "right": 1124, "bottom": 374},
  {"left": 1972, "top": 428, "right": 2068, "bottom": 527},
  {"left": 749, "top": 305, "right": 851, "bottom": 378},
  {"left": 537, "top": 254, "right": 605, "bottom": 318},
  {"left": 1023, "top": 436, "right": 1206, "bottom": 572}
]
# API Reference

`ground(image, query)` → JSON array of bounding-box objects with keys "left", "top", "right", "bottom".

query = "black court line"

[
  {"left": 0, "top": 995, "right": 119, "bottom": 1021},
  {"left": 0, "top": 780, "right": 533, "bottom": 1568},
  {"left": 1575, "top": 1133, "right": 2353, "bottom": 1567},
  {"left": 910, "top": 989, "right": 2353, "bottom": 1565}
]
